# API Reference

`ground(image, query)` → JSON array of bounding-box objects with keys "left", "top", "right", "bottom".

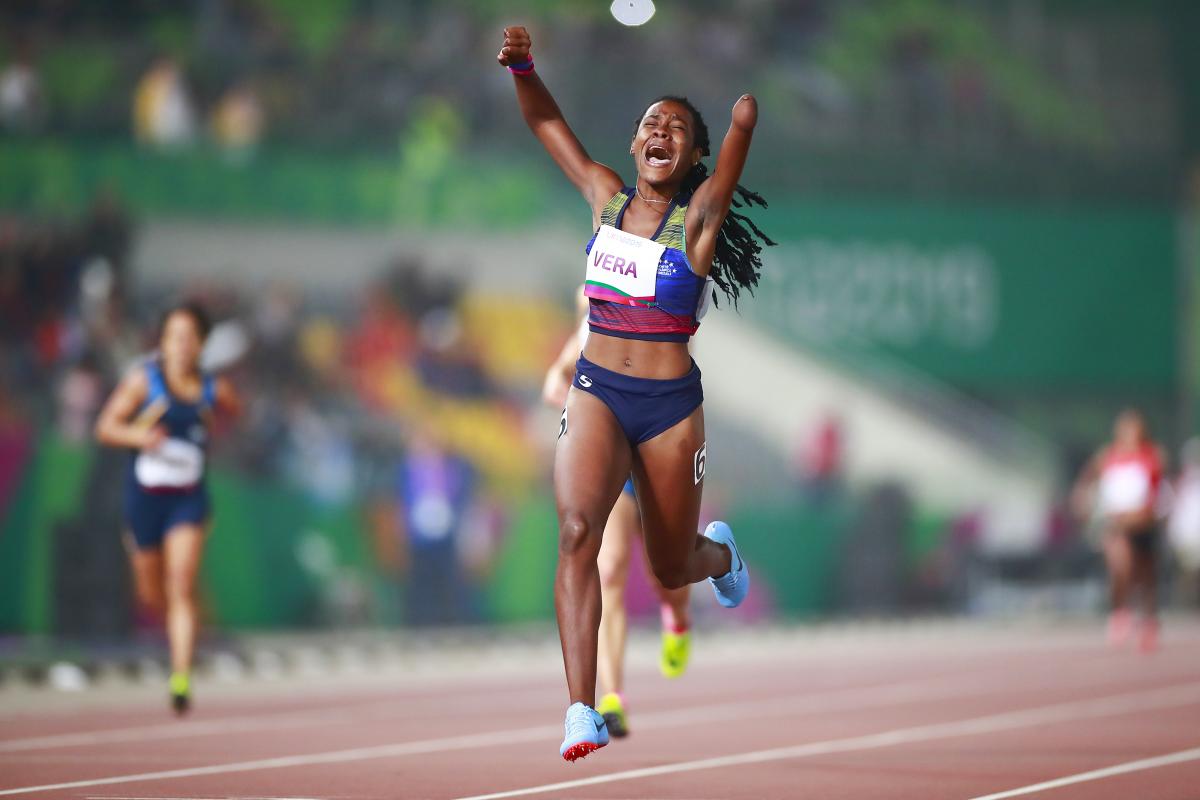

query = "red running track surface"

[{"left": 1, "top": 622, "right": 1199, "bottom": 800}]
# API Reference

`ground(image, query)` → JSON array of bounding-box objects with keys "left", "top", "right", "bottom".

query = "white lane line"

[
  {"left": 964, "top": 745, "right": 1200, "bottom": 800},
  {"left": 0, "top": 682, "right": 553, "bottom": 753},
  {"left": 0, "top": 661, "right": 978, "bottom": 754},
  {"left": 0, "top": 725, "right": 558, "bottom": 798},
  {"left": 0, "top": 639, "right": 1163, "bottom": 755},
  {"left": 0, "top": 709, "right": 364, "bottom": 754},
  {"left": 0, "top": 668, "right": 1076, "bottom": 798},
  {"left": 450, "top": 681, "right": 1200, "bottom": 800},
  {"left": 1, "top": 669, "right": 1193, "bottom": 798}
]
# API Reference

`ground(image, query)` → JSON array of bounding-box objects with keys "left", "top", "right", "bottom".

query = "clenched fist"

[{"left": 497, "top": 26, "right": 532, "bottom": 67}]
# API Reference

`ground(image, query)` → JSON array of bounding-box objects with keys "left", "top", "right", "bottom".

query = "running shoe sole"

[{"left": 562, "top": 741, "right": 606, "bottom": 762}]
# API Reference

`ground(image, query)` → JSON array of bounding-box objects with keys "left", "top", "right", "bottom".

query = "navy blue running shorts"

[
  {"left": 124, "top": 483, "right": 210, "bottom": 550},
  {"left": 572, "top": 355, "right": 703, "bottom": 445}
]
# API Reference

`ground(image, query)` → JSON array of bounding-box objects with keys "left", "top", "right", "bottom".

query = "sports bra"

[{"left": 584, "top": 187, "right": 713, "bottom": 343}]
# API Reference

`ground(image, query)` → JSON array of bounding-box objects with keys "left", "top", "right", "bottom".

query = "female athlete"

[
  {"left": 500, "top": 25, "right": 773, "bottom": 760},
  {"left": 543, "top": 290, "right": 693, "bottom": 739},
  {"left": 95, "top": 302, "right": 240, "bottom": 712},
  {"left": 1072, "top": 408, "right": 1166, "bottom": 652}
]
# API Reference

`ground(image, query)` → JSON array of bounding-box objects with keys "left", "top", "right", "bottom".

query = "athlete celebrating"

[
  {"left": 543, "top": 290, "right": 693, "bottom": 739},
  {"left": 95, "top": 302, "right": 240, "bottom": 712},
  {"left": 499, "top": 25, "right": 773, "bottom": 760},
  {"left": 1072, "top": 409, "right": 1167, "bottom": 652}
]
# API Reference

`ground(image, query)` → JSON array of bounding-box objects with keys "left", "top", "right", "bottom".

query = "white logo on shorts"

[
  {"left": 578, "top": 374, "right": 593, "bottom": 388},
  {"left": 694, "top": 442, "right": 707, "bottom": 485}
]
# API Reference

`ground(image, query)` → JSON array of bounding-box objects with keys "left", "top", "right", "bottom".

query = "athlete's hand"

[
  {"left": 542, "top": 369, "right": 570, "bottom": 409},
  {"left": 731, "top": 94, "right": 758, "bottom": 132},
  {"left": 497, "top": 26, "right": 531, "bottom": 67},
  {"left": 141, "top": 424, "right": 167, "bottom": 452}
]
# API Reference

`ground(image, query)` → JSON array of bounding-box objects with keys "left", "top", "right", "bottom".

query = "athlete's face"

[
  {"left": 1114, "top": 411, "right": 1146, "bottom": 448},
  {"left": 161, "top": 311, "right": 204, "bottom": 372},
  {"left": 631, "top": 100, "right": 702, "bottom": 188}
]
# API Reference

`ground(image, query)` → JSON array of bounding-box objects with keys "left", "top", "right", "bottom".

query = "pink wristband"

[{"left": 507, "top": 58, "right": 534, "bottom": 76}]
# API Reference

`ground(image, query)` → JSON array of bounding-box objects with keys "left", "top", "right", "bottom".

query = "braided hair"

[{"left": 636, "top": 96, "right": 776, "bottom": 307}]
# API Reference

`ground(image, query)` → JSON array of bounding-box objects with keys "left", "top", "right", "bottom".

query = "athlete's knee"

[
  {"left": 598, "top": 554, "right": 630, "bottom": 589},
  {"left": 165, "top": 569, "right": 197, "bottom": 603},
  {"left": 135, "top": 582, "right": 166, "bottom": 614},
  {"left": 600, "top": 571, "right": 627, "bottom": 602},
  {"left": 558, "top": 512, "right": 598, "bottom": 558}
]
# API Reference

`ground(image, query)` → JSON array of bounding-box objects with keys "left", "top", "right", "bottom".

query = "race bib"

[
  {"left": 1099, "top": 463, "right": 1151, "bottom": 514},
  {"left": 584, "top": 225, "right": 664, "bottom": 307},
  {"left": 135, "top": 437, "right": 205, "bottom": 488}
]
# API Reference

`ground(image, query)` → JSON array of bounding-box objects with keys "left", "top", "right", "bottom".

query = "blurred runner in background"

[
  {"left": 95, "top": 302, "right": 241, "bottom": 712},
  {"left": 1072, "top": 409, "right": 1166, "bottom": 652}
]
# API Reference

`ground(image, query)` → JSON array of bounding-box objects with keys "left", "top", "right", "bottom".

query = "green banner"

[{"left": 753, "top": 199, "right": 1177, "bottom": 390}]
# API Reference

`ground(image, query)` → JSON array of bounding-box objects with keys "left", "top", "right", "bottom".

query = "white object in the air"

[
  {"left": 200, "top": 318, "right": 250, "bottom": 372},
  {"left": 611, "top": 0, "right": 656, "bottom": 26}
]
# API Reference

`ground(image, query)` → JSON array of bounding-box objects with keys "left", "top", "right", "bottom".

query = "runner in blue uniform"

[
  {"left": 500, "top": 26, "right": 774, "bottom": 760},
  {"left": 543, "top": 291, "right": 693, "bottom": 739},
  {"left": 95, "top": 302, "right": 240, "bottom": 713}
]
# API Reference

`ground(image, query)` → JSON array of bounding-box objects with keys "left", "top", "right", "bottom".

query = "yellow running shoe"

[
  {"left": 169, "top": 671, "right": 190, "bottom": 715},
  {"left": 596, "top": 692, "right": 629, "bottom": 738},
  {"left": 660, "top": 629, "right": 691, "bottom": 678}
]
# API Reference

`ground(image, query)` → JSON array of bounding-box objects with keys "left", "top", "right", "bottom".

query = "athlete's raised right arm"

[
  {"left": 94, "top": 367, "right": 165, "bottom": 451},
  {"left": 498, "top": 26, "right": 621, "bottom": 213}
]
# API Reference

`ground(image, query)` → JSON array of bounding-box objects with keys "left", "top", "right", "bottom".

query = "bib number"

[
  {"left": 584, "top": 225, "right": 664, "bottom": 307},
  {"left": 135, "top": 438, "right": 205, "bottom": 488}
]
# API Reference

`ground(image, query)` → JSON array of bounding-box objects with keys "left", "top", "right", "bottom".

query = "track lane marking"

[
  {"left": 0, "top": 682, "right": 558, "bottom": 754},
  {"left": 0, "top": 667, "right": 1120, "bottom": 797},
  {"left": 964, "top": 745, "right": 1200, "bottom": 800},
  {"left": 0, "top": 660, "right": 1005, "bottom": 754},
  {"left": 1, "top": 640, "right": 1173, "bottom": 755},
  {"left": 451, "top": 682, "right": 1200, "bottom": 800}
]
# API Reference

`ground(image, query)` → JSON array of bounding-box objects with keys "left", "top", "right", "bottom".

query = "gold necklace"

[{"left": 636, "top": 186, "right": 672, "bottom": 205}]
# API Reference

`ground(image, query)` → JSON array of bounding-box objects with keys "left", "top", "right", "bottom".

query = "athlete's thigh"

[
  {"left": 598, "top": 490, "right": 641, "bottom": 586},
  {"left": 633, "top": 404, "right": 706, "bottom": 570},
  {"left": 163, "top": 523, "right": 207, "bottom": 595},
  {"left": 554, "top": 387, "right": 635, "bottom": 534},
  {"left": 1103, "top": 530, "right": 1132, "bottom": 569}
]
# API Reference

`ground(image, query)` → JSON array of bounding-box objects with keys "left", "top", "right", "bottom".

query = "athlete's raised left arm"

[{"left": 689, "top": 94, "right": 757, "bottom": 235}]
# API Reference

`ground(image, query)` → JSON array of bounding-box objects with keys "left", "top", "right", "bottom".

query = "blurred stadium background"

[{"left": 1, "top": 0, "right": 1199, "bottom": 675}]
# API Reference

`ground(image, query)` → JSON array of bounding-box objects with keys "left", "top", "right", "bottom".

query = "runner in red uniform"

[{"left": 1073, "top": 409, "right": 1166, "bottom": 652}]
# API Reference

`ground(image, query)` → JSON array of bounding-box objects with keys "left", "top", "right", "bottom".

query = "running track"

[{"left": 2, "top": 621, "right": 1199, "bottom": 799}]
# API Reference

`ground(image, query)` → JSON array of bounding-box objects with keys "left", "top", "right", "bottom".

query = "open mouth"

[{"left": 644, "top": 143, "right": 672, "bottom": 168}]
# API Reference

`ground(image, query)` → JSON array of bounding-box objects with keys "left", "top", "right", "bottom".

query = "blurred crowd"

[
  {"left": 1, "top": 1, "right": 1197, "bottom": 631},
  {"left": 0, "top": 196, "right": 566, "bottom": 628},
  {"left": 0, "top": 0, "right": 1185, "bottom": 193},
  {"left": 3, "top": 196, "right": 1199, "bottom": 629}
]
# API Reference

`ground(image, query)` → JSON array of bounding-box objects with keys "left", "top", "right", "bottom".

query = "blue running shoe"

[
  {"left": 559, "top": 701, "right": 609, "bottom": 762},
  {"left": 704, "top": 521, "right": 749, "bottom": 608}
]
